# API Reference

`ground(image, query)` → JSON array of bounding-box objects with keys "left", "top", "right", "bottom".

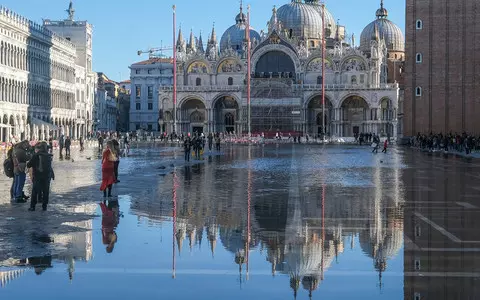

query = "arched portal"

[
  {"left": 180, "top": 98, "right": 206, "bottom": 134},
  {"left": 340, "top": 96, "right": 369, "bottom": 137},
  {"left": 307, "top": 95, "right": 333, "bottom": 137},
  {"left": 213, "top": 96, "right": 239, "bottom": 133},
  {"left": 255, "top": 51, "right": 295, "bottom": 78}
]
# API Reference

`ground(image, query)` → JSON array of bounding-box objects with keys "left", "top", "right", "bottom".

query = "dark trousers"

[
  {"left": 216, "top": 143, "right": 220, "bottom": 151},
  {"left": 65, "top": 146, "right": 71, "bottom": 156},
  {"left": 10, "top": 177, "right": 15, "bottom": 199},
  {"left": 184, "top": 150, "right": 190, "bottom": 162},
  {"left": 382, "top": 147, "right": 387, "bottom": 153},
  {"left": 59, "top": 146, "right": 64, "bottom": 155},
  {"left": 31, "top": 179, "right": 50, "bottom": 209},
  {"left": 114, "top": 161, "right": 119, "bottom": 181},
  {"left": 195, "top": 148, "right": 201, "bottom": 159},
  {"left": 208, "top": 142, "right": 213, "bottom": 151}
]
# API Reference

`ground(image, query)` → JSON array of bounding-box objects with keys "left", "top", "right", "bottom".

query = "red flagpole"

[
  {"left": 173, "top": 5, "right": 177, "bottom": 134},
  {"left": 247, "top": 5, "right": 251, "bottom": 137},
  {"left": 321, "top": 2, "right": 326, "bottom": 139}
]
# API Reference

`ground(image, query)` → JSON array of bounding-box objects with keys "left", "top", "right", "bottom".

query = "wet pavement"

[{"left": 0, "top": 143, "right": 479, "bottom": 299}]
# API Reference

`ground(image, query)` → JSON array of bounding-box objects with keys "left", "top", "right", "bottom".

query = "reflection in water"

[
  {"left": 145, "top": 145, "right": 406, "bottom": 298},
  {"left": 0, "top": 203, "right": 96, "bottom": 284},
  {"left": 101, "top": 200, "right": 120, "bottom": 253}
]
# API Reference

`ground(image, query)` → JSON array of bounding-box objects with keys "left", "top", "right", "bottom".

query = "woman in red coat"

[{"left": 100, "top": 141, "right": 116, "bottom": 197}]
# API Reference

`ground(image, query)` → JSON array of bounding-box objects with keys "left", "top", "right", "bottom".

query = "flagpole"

[
  {"left": 321, "top": 2, "right": 326, "bottom": 140},
  {"left": 247, "top": 5, "right": 252, "bottom": 137},
  {"left": 173, "top": 5, "right": 177, "bottom": 135}
]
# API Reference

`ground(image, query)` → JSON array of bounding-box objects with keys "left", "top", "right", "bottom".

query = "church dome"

[
  {"left": 220, "top": 6, "right": 261, "bottom": 53},
  {"left": 276, "top": 1, "right": 323, "bottom": 40},
  {"left": 359, "top": 1, "right": 404, "bottom": 53}
]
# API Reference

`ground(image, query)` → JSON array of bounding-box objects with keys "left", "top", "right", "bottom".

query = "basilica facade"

[{"left": 159, "top": 0, "right": 405, "bottom": 138}]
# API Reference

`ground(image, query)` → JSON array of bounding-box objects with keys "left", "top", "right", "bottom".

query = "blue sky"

[{"left": 4, "top": 0, "right": 405, "bottom": 82}]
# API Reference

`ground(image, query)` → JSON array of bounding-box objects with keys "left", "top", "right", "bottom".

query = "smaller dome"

[
  {"left": 359, "top": 1, "right": 404, "bottom": 53},
  {"left": 220, "top": 5, "right": 260, "bottom": 53}
]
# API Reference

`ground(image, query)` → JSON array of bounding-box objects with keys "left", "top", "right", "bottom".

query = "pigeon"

[
  {"left": 86, "top": 157, "right": 92, "bottom": 160},
  {"left": 71, "top": 159, "right": 75, "bottom": 162}
]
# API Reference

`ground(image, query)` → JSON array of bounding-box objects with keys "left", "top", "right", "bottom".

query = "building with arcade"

[{"left": 158, "top": 0, "right": 404, "bottom": 138}]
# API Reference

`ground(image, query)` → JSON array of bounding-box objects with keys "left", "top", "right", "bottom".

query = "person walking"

[
  {"left": 207, "top": 133, "right": 213, "bottom": 151},
  {"left": 371, "top": 135, "right": 380, "bottom": 153},
  {"left": 27, "top": 142, "right": 55, "bottom": 211},
  {"left": 64, "top": 136, "right": 71, "bottom": 157},
  {"left": 184, "top": 135, "right": 192, "bottom": 162},
  {"left": 79, "top": 136, "right": 85, "bottom": 151},
  {"left": 195, "top": 135, "right": 202, "bottom": 159},
  {"left": 13, "top": 141, "right": 29, "bottom": 203},
  {"left": 382, "top": 139, "right": 388, "bottom": 153},
  {"left": 100, "top": 141, "right": 117, "bottom": 198},
  {"left": 5, "top": 147, "right": 15, "bottom": 201},
  {"left": 58, "top": 135, "right": 65, "bottom": 157},
  {"left": 112, "top": 139, "right": 121, "bottom": 183},
  {"left": 215, "top": 134, "right": 221, "bottom": 151}
]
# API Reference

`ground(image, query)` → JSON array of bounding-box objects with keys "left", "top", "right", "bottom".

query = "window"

[
  {"left": 136, "top": 123, "right": 140, "bottom": 130},
  {"left": 416, "top": 53, "right": 423, "bottom": 63},
  {"left": 196, "top": 77, "right": 201, "bottom": 86},
  {"left": 228, "top": 77, "right": 233, "bottom": 86},
  {"left": 148, "top": 69, "right": 153, "bottom": 74},
  {"left": 317, "top": 76, "right": 323, "bottom": 85},
  {"left": 416, "top": 20, "right": 423, "bottom": 30},
  {"left": 148, "top": 86, "right": 153, "bottom": 99},
  {"left": 135, "top": 69, "right": 140, "bottom": 74},
  {"left": 414, "top": 293, "right": 421, "bottom": 300},
  {"left": 309, "top": 40, "right": 315, "bottom": 48},
  {"left": 136, "top": 103, "right": 141, "bottom": 110},
  {"left": 148, "top": 103, "right": 153, "bottom": 110},
  {"left": 415, "top": 87, "right": 422, "bottom": 96},
  {"left": 147, "top": 124, "right": 153, "bottom": 131},
  {"left": 415, "top": 224, "right": 421, "bottom": 237},
  {"left": 135, "top": 85, "right": 141, "bottom": 98},
  {"left": 360, "top": 74, "right": 365, "bottom": 83}
]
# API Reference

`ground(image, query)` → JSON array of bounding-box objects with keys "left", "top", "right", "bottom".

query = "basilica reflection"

[{"left": 130, "top": 146, "right": 405, "bottom": 298}]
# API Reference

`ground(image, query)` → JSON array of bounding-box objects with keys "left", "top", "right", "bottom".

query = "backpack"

[
  {"left": 3, "top": 157, "right": 14, "bottom": 178},
  {"left": 37, "top": 154, "right": 53, "bottom": 178}
]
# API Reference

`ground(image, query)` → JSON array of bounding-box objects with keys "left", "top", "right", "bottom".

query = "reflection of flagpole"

[
  {"left": 321, "top": 183, "right": 325, "bottom": 281},
  {"left": 172, "top": 170, "right": 178, "bottom": 279},
  {"left": 173, "top": 5, "right": 178, "bottom": 134},
  {"left": 247, "top": 5, "right": 252, "bottom": 137},
  {"left": 246, "top": 146, "right": 252, "bottom": 280}
]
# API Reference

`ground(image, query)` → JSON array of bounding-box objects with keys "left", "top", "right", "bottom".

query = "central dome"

[
  {"left": 310, "top": 4, "right": 337, "bottom": 39},
  {"left": 277, "top": 1, "right": 323, "bottom": 40}
]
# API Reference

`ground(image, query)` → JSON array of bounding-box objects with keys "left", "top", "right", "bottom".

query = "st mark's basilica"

[{"left": 159, "top": 0, "right": 405, "bottom": 138}]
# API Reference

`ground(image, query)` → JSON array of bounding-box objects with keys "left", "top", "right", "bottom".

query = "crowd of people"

[
  {"left": 410, "top": 132, "right": 479, "bottom": 154},
  {"left": 4, "top": 140, "right": 55, "bottom": 211},
  {"left": 183, "top": 132, "right": 221, "bottom": 162}
]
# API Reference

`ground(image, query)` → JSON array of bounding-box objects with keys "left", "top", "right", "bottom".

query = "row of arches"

[
  {"left": 161, "top": 94, "right": 397, "bottom": 137},
  {"left": 0, "top": 41, "right": 75, "bottom": 82},
  {"left": 0, "top": 77, "right": 75, "bottom": 109},
  {"left": 0, "top": 113, "right": 91, "bottom": 143}
]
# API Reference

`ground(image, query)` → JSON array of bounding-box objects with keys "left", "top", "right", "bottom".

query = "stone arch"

[
  {"left": 179, "top": 97, "right": 207, "bottom": 134},
  {"left": 251, "top": 44, "right": 301, "bottom": 74},
  {"left": 306, "top": 94, "right": 334, "bottom": 136},
  {"left": 212, "top": 94, "right": 241, "bottom": 133},
  {"left": 178, "top": 95, "right": 207, "bottom": 109}
]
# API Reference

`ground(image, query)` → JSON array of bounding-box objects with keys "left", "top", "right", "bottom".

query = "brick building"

[{"left": 404, "top": 0, "right": 480, "bottom": 136}]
